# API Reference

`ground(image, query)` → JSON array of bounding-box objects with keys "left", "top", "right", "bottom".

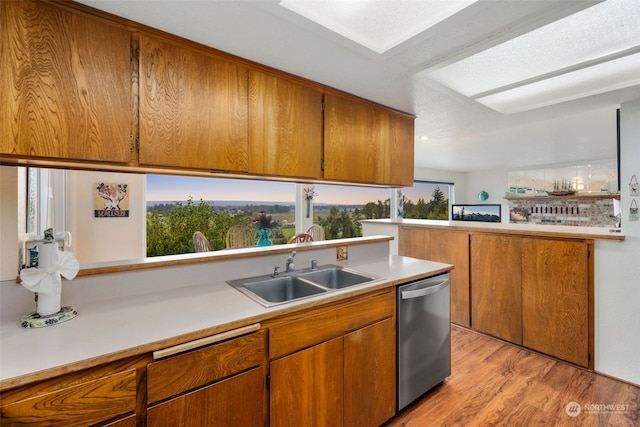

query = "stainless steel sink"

[
  {"left": 297, "top": 265, "right": 378, "bottom": 289},
  {"left": 227, "top": 265, "right": 381, "bottom": 307},
  {"left": 243, "top": 276, "right": 327, "bottom": 305}
]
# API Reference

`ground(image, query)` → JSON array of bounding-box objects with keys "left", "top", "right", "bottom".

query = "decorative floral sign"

[{"left": 94, "top": 183, "right": 129, "bottom": 218}]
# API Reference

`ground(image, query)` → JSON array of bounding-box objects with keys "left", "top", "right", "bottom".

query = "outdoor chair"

[
  {"left": 193, "top": 231, "right": 211, "bottom": 252},
  {"left": 225, "top": 225, "right": 254, "bottom": 248},
  {"left": 288, "top": 232, "right": 314, "bottom": 244},
  {"left": 305, "top": 224, "right": 325, "bottom": 241}
]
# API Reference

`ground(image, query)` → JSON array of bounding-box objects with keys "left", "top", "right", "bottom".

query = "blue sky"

[{"left": 146, "top": 175, "right": 448, "bottom": 205}]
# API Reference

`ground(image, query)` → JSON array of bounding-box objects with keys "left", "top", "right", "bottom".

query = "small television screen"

[{"left": 452, "top": 204, "right": 501, "bottom": 222}]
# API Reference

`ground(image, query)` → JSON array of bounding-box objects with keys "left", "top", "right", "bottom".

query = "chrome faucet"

[{"left": 285, "top": 251, "right": 297, "bottom": 273}]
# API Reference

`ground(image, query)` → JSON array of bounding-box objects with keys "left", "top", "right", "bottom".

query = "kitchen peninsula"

[{"left": 363, "top": 218, "right": 625, "bottom": 370}]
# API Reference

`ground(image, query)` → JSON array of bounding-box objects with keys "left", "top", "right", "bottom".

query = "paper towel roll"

[{"left": 36, "top": 243, "right": 61, "bottom": 316}]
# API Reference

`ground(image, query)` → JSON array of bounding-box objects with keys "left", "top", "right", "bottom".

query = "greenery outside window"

[
  {"left": 401, "top": 181, "right": 452, "bottom": 220},
  {"left": 146, "top": 175, "right": 296, "bottom": 255}
]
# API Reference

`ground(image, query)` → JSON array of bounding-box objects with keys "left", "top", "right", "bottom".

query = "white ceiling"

[{"left": 76, "top": 0, "right": 640, "bottom": 173}]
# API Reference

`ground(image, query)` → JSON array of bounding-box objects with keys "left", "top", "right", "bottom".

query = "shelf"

[{"left": 505, "top": 194, "right": 620, "bottom": 201}]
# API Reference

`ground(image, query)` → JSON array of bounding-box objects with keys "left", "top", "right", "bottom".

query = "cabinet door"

[
  {"left": 522, "top": 238, "right": 590, "bottom": 367},
  {"left": 1, "top": 1, "right": 132, "bottom": 163},
  {"left": 398, "top": 226, "right": 432, "bottom": 260},
  {"left": 270, "top": 337, "right": 343, "bottom": 427},
  {"left": 399, "top": 227, "right": 470, "bottom": 327},
  {"left": 344, "top": 318, "right": 396, "bottom": 427},
  {"left": 324, "top": 93, "right": 414, "bottom": 186},
  {"left": 249, "top": 70, "right": 322, "bottom": 178},
  {"left": 139, "top": 34, "right": 249, "bottom": 171},
  {"left": 471, "top": 234, "right": 522, "bottom": 344},
  {"left": 147, "top": 366, "right": 266, "bottom": 427},
  {"left": 430, "top": 230, "right": 470, "bottom": 327}
]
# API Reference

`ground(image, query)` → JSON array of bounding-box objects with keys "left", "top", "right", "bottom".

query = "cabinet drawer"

[
  {"left": 0, "top": 369, "right": 136, "bottom": 427},
  {"left": 147, "top": 366, "right": 266, "bottom": 427},
  {"left": 270, "top": 290, "right": 395, "bottom": 359},
  {"left": 147, "top": 330, "right": 266, "bottom": 404}
]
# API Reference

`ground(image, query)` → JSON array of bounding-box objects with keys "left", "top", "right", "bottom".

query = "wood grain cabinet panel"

[
  {"left": 324, "top": 93, "right": 414, "bottom": 186},
  {"left": 344, "top": 318, "right": 396, "bottom": 427},
  {"left": 471, "top": 233, "right": 523, "bottom": 344},
  {"left": 146, "top": 330, "right": 267, "bottom": 426},
  {"left": 430, "top": 230, "right": 470, "bottom": 327},
  {"left": 103, "top": 414, "right": 137, "bottom": 427},
  {"left": 0, "top": 369, "right": 137, "bottom": 427},
  {"left": 398, "top": 226, "right": 470, "bottom": 327},
  {"left": 147, "top": 366, "right": 266, "bottom": 427},
  {"left": 249, "top": 70, "right": 323, "bottom": 178},
  {"left": 268, "top": 290, "right": 396, "bottom": 426},
  {"left": 522, "top": 238, "right": 590, "bottom": 367},
  {"left": 147, "top": 330, "right": 266, "bottom": 404},
  {"left": 270, "top": 337, "right": 344, "bottom": 427},
  {"left": 398, "top": 226, "right": 431, "bottom": 260},
  {"left": 1, "top": 0, "right": 133, "bottom": 163},
  {"left": 269, "top": 291, "right": 395, "bottom": 359},
  {"left": 138, "top": 34, "right": 249, "bottom": 171}
]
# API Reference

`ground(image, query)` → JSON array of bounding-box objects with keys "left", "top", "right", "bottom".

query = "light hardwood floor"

[{"left": 386, "top": 325, "right": 640, "bottom": 427}]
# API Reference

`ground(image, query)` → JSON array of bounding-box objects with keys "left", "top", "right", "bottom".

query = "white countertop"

[
  {"left": 362, "top": 218, "right": 625, "bottom": 240},
  {"left": 0, "top": 255, "right": 451, "bottom": 389}
]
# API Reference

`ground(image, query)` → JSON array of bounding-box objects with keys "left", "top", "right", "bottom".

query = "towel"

[{"left": 20, "top": 245, "right": 79, "bottom": 293}]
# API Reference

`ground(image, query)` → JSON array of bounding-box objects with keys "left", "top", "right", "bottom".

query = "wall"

[
  {"left": 594, "top": 98, "right": 640, "bottom": 385},
  {"left": 65, "top": 170, "right": 146, "bottom": 265},
  {"left": 464, "top": 169, "right": 509, "bottom": 222},
  {"left": 0, "top": 167, "right": 19, "bottom": 281},
  {"left": 414, "top": 166, "right": 467, "bottom": 205}
]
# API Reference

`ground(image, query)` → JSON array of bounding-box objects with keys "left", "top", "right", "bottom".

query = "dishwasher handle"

[{"left": 401, "top": 278, "right": 449, "bottom": 300}]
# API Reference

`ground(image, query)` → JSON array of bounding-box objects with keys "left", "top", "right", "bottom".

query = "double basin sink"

[{"left": 227, "top": 264, "right": 381, "bottom": 307}]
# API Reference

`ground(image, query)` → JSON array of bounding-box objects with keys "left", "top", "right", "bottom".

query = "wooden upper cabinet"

[
  {"left": 324, "top": 93, "right": 414, "bottom": 186},
  {"left": 1, "top": 1, "right": 133, "bottom": 163},
  {"left": 248, "top": 70, "right": 323, "bottom": 178},
  {"left": 138, "top": 34, "right": 249, "bottom": 172}
]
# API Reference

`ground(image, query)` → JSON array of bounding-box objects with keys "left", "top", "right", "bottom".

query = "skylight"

[
  {"left": 279, "top": 0, "right": 478, "bottom": 54},
  {"left": 424, "top": 0, "right": 640, "bottom": 113}
]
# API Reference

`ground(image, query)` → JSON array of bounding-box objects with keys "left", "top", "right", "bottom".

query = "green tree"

[{"left": 146, "top": 198, "right": 249, "bottom": 256}]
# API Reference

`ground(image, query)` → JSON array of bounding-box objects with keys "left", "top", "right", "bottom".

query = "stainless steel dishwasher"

[{"left": 397, "top": 272, "right": 451, "bottom": 410}]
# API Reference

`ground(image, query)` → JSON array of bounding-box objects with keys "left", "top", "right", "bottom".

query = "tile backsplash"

[{"left": 509, "top": 197, "right": 619, "bottom": 227}]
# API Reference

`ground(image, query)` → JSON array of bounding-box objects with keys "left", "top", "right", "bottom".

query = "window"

[
  {"left": 146, "top": 175, "right": 296, "bottom": 255},
  {"left": 401, "top": 181, "right": 452, "bottom": 220},
  {"left": 312, "top": 184, "right": 391, "bottom": 239}
]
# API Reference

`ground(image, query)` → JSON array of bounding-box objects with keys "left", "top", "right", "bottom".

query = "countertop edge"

[{"left": 362, "top": 219, "right": 625, "bottom": 241}]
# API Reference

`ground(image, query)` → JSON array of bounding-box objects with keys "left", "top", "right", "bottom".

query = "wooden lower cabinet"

[
  {"left": 522, "top": 238, "right": 591, "bottom": 367},
  {"left": 268, "top": 290, "right": 396, "bottom": 427},
  {"left": 103, "top": 414, "right": 137, "bottom": 427},
  {"left": 147, "top": 366, "right": 266, "bottom": 427},
  {"left": 146, "top": 329, "right": 267, "bottom": 427},
  {"left": 470, "top": 233, "right": 523, "bottom": 344},
  {"left": 470, "top": 234, "right": 593, "bottom": 368},
  {"left": 400, "top": 225, "right": 594, "bottom": 368},
  {"left": 343, "top": 318, "right": 396, "bottom": 427},
  {"left": 0, "top": 356, "right": 147, "bottom": 427},
  {"left": 399, "top": 226, "right": 470, "bottom": 326},
  {"left": 271, "top": 337, "right": 344, "bottom": 427}
]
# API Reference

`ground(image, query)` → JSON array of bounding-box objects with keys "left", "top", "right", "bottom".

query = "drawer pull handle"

[{"left": 153, "top": 323, "right": 261, "bottom": 360}]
